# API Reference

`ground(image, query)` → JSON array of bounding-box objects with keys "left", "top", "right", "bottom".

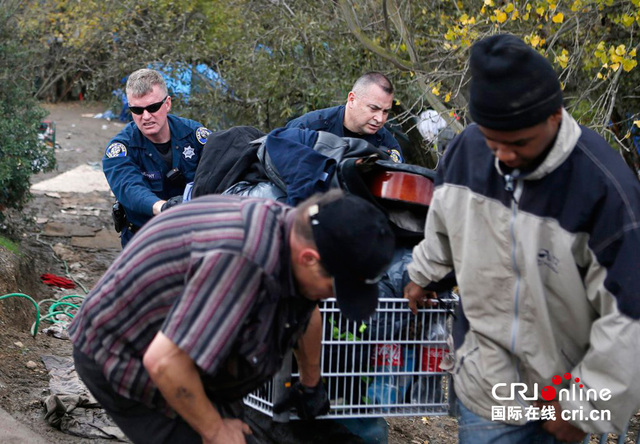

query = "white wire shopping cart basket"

[{"left": 244, "top": 295, "right": 458, "bottom": 420}]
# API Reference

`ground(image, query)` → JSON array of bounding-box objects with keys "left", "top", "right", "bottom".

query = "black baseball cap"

[{"left": 309, "top": 194, "right": 395, "bottom": 321}]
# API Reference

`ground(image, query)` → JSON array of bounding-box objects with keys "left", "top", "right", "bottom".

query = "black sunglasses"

[{"left": 129, "top": 96, "right": 168, "bottom": 115}]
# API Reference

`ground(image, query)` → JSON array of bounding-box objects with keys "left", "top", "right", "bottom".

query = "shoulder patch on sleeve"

[
  {"left": 389, "top": 149, "right": 403, "bottom": 163},
  {"left": 105, "top": 142, "right": 127, "bottom": 158},
  {"left": 196, "top": 127, "right": 212, "bottom": 145}
]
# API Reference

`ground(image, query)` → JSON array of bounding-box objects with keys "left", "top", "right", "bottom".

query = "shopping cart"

[
  {"left": 38, "top": 120, "right": 60, "bottom": 149},
  {"left": 244, "top": 296, "right": 457, "bottom": 421}
]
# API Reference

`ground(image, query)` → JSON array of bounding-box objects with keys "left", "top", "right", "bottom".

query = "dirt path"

[{"left": 0, "top": 102, "right": 123, "bottom": 443}]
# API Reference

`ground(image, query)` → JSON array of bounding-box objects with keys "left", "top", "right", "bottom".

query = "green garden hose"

[
  {"left": 1, "top": 292, "right": 85, "bottom": 338},
  {"left": 0, "top": 293, "right": 41, "bottom": 337}
]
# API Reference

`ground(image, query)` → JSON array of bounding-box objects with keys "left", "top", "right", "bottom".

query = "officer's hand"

[
  {"left": 273, "top": 380, "right": 330, "bottom": 420},
  {"left": 161, "top": 195, "right": 183, "bottom": 212}
]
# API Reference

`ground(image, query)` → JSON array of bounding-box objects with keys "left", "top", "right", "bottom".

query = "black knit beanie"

[{"left": 469, "top": 34, "right": 563, "bottom": 130}]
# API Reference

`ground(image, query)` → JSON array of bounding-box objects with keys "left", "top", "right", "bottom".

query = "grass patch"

[{"left": 0, "top": 236, "right": 20, "bottom": 254}]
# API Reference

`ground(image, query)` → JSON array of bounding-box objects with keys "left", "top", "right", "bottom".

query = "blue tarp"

[{"left": 147, "top": 62, "right": 224, "bottom": 99}]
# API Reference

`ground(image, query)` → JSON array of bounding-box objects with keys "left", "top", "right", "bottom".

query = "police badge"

[
  {"left": 106, "top": 142, "right": 127, "bottom": 158},
  {"left": 196, "top": 127, "right": 211, "bottom": 145},
  {"left": 182, "top": 145, "right": 196, "bottom": 159}
]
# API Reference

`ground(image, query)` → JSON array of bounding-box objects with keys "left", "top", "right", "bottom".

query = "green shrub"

[{"left": 0, "top": 2, "right": 56, "bottom": 214}]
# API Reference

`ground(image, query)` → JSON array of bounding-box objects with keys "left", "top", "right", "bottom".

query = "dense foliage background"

[
  {"left": 2, "top": 0, "right": 640, "bottom": 210},
  {"left": 0, "top": 1, "right": 56, "bottom": 214}
]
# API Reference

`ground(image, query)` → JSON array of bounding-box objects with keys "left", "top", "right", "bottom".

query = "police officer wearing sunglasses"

[{"left": 104, "top": 68, "right": 211, "bottom": 247}]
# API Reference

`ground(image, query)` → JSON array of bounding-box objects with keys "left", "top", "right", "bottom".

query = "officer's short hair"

[
  {"left": 352, "top": 72, "right": 394, "bottom": 96},
  {"left": 126, "top": 69, "right": 168, "bottom": 98}
]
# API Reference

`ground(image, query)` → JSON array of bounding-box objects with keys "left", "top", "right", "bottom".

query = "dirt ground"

[{"left": 0, "top": 102, "right": 635, "bottom": 444}]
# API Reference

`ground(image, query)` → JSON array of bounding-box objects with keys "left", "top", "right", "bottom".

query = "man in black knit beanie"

[{"left": 405, "top": 33, "right": 640, "bottom": 444}]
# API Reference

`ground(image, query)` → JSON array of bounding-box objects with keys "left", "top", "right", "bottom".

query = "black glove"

[
  {"left": 161, "top": 195, "right": 183, "bottom": 212},
  {"left": 273, "top": 380, "right": 330, "bottom": 420}
]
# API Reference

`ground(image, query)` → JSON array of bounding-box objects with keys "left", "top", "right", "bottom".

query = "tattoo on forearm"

[{"left": 175, "top": 387, "right": 195, "bottom": 400}]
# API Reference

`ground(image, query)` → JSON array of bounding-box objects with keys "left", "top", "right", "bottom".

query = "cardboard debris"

[
  {"left": 31, "top": 164, "right": 110, "bottom": 193},
  {"left": 41, "top": 221, "right": 99, "bottom": 238},
  {"left": 70, "top": 228, "right": 121, "bottom": 250}
]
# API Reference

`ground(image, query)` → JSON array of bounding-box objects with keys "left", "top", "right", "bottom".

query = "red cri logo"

[{"left": 540, "top": 372, "right": 583, "bottom": 401}]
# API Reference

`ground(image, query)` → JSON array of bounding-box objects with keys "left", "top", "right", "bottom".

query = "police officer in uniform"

[
  {"left": 285, "top": 72, "right": 404, "bottom": 163},
  {"left": 104, "top": 68, "right": 211, "bottom": 247}
]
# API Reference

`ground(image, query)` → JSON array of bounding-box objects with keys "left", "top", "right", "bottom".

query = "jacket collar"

[{"left": 494, "top": 108, "right": 581, "bottom": 181}]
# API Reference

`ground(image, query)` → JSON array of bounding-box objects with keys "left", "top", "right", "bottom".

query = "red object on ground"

[{"left": 40, "top": 273, "right": 76, "bottom": 289}]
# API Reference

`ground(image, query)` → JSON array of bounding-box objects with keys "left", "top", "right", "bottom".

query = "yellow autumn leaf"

[
  {"left": 596, "top": 41, "right": 605, "bottom": 51},
  {"left": 536, "top": 6, "right": 545, "bottom": 15},
  {"left": 630, "top": 49, "right": 637, "bottom": 57},
  {"left": 615, "top": 44, "right": 626, "bottom": 56},
  {"left": 505, "top": 3, "right": 515, "bottom": 12},
  {"left": 621, "top": 15, "right": 635, "bottom": 27},
  {"left": 530, "top": 35, "right": 541, "bottom": 47},
  {"left": 610, "top": 62, "right": 620, "bottom": 71},
  {"left": 400, "top": 43, "right": 407, "bottom": 52},
  {"left": 555, "top": 50, "right": 569, "bottom": 68},
  {"left": 523, "top": 12, "right": 530, "bottom": 20},
  {"left": 622, "top": 59, "right": 638, "bottom": 72},
  {"left": 432, "top": 86, "right": 440, "bottom": 96},
  {"left": 552, "top": 13, "right": 564, "bottom": 23},
  {"left": 495, "top": 10, "right": 508, "bottom": 23},
  {"left": 597, "top": 72, "right": 603, "bottom": 79},
  {"left": 484, "top": 0, "right": 494, "bottom": 5},
  {"left": 634, "top": 120, "right": 640, "bottom": 128},
  {"left": 512, "top": 10, "right": 519, "bottom": 20},
  {"left": 526, "top": 3, "right": 532, "bottom": 11},
  {"left": 444, "top": 93, "right": 451, "bottom": 103}
]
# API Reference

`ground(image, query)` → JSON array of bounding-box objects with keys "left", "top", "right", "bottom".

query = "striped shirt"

[{"left": 69, "top": 195, "right": 316, "bottom": 412}]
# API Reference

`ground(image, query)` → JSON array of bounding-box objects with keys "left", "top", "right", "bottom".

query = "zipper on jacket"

[
  {"left": 504, "top": 174, "right": 515, "bottom": 192},
  {"left": 506, "top": 174, "right": 528, "bottom": 406},
  {"left": 506, "top": 176, "right": 523, "bottom": 354}
]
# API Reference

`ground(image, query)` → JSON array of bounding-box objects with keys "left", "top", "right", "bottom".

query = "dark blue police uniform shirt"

[
  {"left": 285, "top": 105, "right": 403, "bottom": 162},
  {"left": 103, "top": 114, "right": 210, "bottom": 231}
]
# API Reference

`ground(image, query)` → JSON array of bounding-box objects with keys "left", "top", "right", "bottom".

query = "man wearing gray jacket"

[{"left": 404, "top": 34, "right": 640, "bottom": 443}]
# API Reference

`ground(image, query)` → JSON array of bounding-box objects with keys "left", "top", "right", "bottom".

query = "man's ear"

[
  {"left": 346, "top": 91, "right": 356, "bottom": 106},
  {"left": 299, "top": 247, "right": 321, "bottom": 267},
  {"left": 550, "top": 108, "right": 562, "bottom": 124}
]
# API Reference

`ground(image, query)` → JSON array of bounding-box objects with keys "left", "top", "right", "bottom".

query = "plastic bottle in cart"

[
  {"left": 367, "top": 343, "right": 401, "bottom": 409},
  {"left": 411, "top": 316, "right": 448, "bottom": 404}
]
